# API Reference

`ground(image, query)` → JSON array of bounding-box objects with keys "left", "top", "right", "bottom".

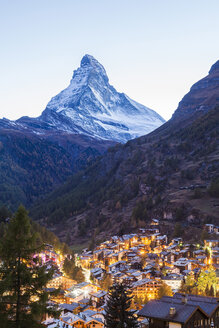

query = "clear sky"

[{"left": 0, "top": 0, "right": 218, "bottom": 121}]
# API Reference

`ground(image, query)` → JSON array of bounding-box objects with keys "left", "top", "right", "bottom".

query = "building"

[
  {"left": 43, "top": 312, "right": 104, "bottom": 328},
  {"left": 162, "top": 275, "right": 183, "bottom": 292},
  {"left": 204, "top": 224, "right": 219, "bottom": 235},
  {"left": 61, "top": 312, "right": 104, "bottom": 328},
  {"left": 90, "top": 290, "right": 107, "bottom": 308},
  {"left": 204, "top": 224, "right": 215, "bottom": 234},
  {"left": 44, "top": 288, "right": 67, "bottom": 304},
  {"left": 138, "top": 293, "right": 219, "bottom": 328},
  {"left": 132, "top": 278, "right": 161, "bottom": 300},
  {"left": 66, "top": 282, "right": 99, "bottom": 303},
  {"left": 47, "top": 274, "right": 76, "bottom": 290},
  {"left": 205, "top": 240, "right": 219, "bottom": 249}
]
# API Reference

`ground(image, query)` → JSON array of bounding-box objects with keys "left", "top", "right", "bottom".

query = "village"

[{"left": 42, "top": 219, "right": 219, "bottom": 327}]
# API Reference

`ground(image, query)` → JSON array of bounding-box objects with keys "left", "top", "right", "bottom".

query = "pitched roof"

[
  {"left": 90, "top": 290, "right": 107, "bottom": 298},
  {"left": 59, "top": 303, "right": 79, "bottom": 311},
  {"left": 139, "top": 294, "right": 219, "bottom": 323},
  {"left": 138, "top": 299, "right": 207, "bottom": 324},
  {"left": 171, "top": 293, "right": 219, "bottom": 317}
]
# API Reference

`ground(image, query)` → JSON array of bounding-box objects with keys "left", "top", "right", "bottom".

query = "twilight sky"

[{"left": 0, "top": 0, "right": 218, "bottom": 121}]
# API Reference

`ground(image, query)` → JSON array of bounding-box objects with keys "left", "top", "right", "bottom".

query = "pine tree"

[
  {"left": 75, "top": 267, "right": 85, "bottom": 283},
  {"left": 104, "top": 282, "right": 139, "bottom": 328},
  {"left": 0, "top": 205, "right": 59, "bottom": 328},
  {"left": 63, "top": 258, "right": 84, "bottom": 283},
  {"left": 63, "top": 257, "right": 75, "bottom": 278},
  {"left": 0, "top": 205, "right": 11, "bottom": 222}
]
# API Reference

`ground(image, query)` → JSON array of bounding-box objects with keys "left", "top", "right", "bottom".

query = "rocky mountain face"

[
  {"left": 31, "top": 60, "right": 219, "bottom": 245},
  {"left": 173, "top": 60, "right": 219, "bottom": 118},
  {"left": 38, "top": 54, "right": 165, "bottom": 143}
]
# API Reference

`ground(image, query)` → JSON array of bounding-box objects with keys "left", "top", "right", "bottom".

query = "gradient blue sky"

[{"left": 0, "top": 0, "right": 218, "bottom": 120}]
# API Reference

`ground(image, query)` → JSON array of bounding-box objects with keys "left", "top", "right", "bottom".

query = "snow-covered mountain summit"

[{"left": 39, "top": 54, "right": 165, "bottom": 142}]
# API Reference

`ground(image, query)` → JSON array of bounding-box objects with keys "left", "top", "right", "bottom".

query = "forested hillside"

[
  {"left": 31, "top": 106, "right": 219, "bottom": 245},
  {"left": 0, "top": 129, "right": 112, "bottom": 209}
]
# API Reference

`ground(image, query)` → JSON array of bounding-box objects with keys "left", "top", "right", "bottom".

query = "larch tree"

[
  {"left": 197, "top": 266, "right": 217, "bottom": 296},
  {"left": 179, "top": 273, "right": 195, "bottom": 294},
  {"left": 158, "top": 282, "right": 173, "bottom": 299},
  {"left": 0, "top": 205, "right": 59, "bottom": 328},
  {"left": 99, "top": 273, "right": 112, "bottom": 291}
]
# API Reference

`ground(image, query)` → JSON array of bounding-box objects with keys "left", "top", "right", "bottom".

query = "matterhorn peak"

[
  {"left": 80, "top": 54, "right": 105, "bottom": 71},
  {"left": 70, "top": 54, "right": 109, "bottom": 87},
  {"left": 39, "top": 55, "right": 165, "bottom": 143}
]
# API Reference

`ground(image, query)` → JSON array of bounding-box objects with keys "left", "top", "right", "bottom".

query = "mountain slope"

[
  {"left": 32, "top": 106, "right": 219, "bottom": 244},
  {"left": 31, "top": 60, "right": 219, "bottom": 244}
]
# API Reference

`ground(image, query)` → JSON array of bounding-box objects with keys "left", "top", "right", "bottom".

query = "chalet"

[
  {"left": 205, "top": 240, "right": 219, "bottom": 249},
  {"left": 47, "top": 274, "right": 76, "bottom": 290},
  {"left": 90, "top": 290, "right": 107, "bottom": 308},
  {"left": 112, "top": 271, "right": 128, "bottom": 283},
  {"left": 90, "top": 267, "right": 105, "bottom": 283},
  {"left": 138, "top": 293, "right": 219, "bottom": 328},
  {"left": 44, "top": 288, "right": 67, "bottom": 304},
  {"left": 205, "top": 224, "right": 215, "bottom": 234},
  {"left": 156, "top": 235, "right": 168, "bottom": 246},
  {"left": 132, "top": 278, "right": 161, "bottom": 300},
  {"left": 66, "top": 282, "right": 99, "bottom": 303},
  {"left": 150, "top": 218, "right": 159, "bottom": 226},
  {"left": 204, "top": 224, "right": 219, "bottom": 235},
  {"left": 60, "top": 312, "right": 104, "bottom": 328},
  {"left": 59, "top": 302, "right": 82, "bottom": 314},
  {"left": 108, "top": 260, "right": 126, "bottom": 273},
  {"left": 162, "top": 274, "right": 183, "bottom": 292},
  {"left": 171, "top": 238, "right": 183, "bottom": 246},
  {"left": 173, "top": 258, "right": 192, "bottom": 273}
]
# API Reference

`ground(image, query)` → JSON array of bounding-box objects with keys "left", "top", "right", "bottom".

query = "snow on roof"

[
  {"left": 132, "top": 278, "right": 152, "bottom": 288},
  {"left": 90, "top": 290, "right": 107, "bottom": 298},
  {"left": 108, "top": 260, "right": 126, "bottom": 268}
]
